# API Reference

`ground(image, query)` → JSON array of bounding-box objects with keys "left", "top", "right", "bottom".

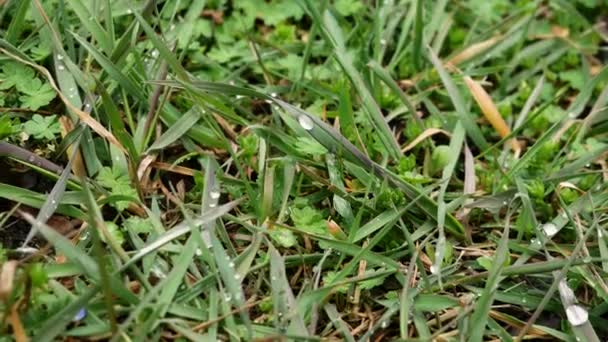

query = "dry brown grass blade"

[
  {"left": 0, "top": 260, "right": 17, "bottom": 300},
  {"left": 151, "top": 161, "right": 197, "bottom": 176},
  {"left": 401, "top": 128, "right": 451, "bottom": 152},
  {"left": 447, "top": 35, "right": 503, "bottom": 66},
  {"left": 59, "top": 116, "right": 86, "bottom": 177},
  {"left": 464, "top": 76, "right": 521, "bottom": 155},
  {"left": 0, "top": 48, "right": 128, "bottom": 155},
  {"left": 10, "top": 302, "right": 29, "bottom": 342}
]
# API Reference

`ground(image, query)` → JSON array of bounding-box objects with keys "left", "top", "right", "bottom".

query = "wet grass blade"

[
  {"left": 22, "top": 139, "right": 80, "bottom": 246},
  {"left": 121, "top": 199, "right": 242, "bottom": 270},
  {"left": 301, "top": 1, "right": 401, "bottom": 159},
  {"left": 467, "top": 211, "right": 511, "bottom": 341},
  {"left": 269, "top": 245, "right": 310, "bottom": 336}
]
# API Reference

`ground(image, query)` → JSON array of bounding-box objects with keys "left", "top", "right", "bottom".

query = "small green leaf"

[
  {"left": 23, "top": 114, "right": 61, "bottom": 140},
  {"left": 96, "top": 167, "right": 137, "bottom": 211},
  {"left": 101, "top": 222, "right": 125, "bottom": 245},
  {"left": 19, "top": 82, "right": 56, "bottom": 110},
  {"left": 269, "top": 227, "right": 297, "bottom": 248}
]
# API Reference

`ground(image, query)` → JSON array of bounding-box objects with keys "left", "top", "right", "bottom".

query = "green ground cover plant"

[{"left": 0, "top": 0, "right": 607, "bottom": 340}]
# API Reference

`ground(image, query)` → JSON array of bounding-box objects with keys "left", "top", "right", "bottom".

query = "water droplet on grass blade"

[
  {"left": 58, "top": 64, "right": 65, "bottom": 71},
  {"left": 541, "top": 222, "right": 558, "bottom": 238},
  {"left": 210, "top": 191, "right": 221, "bottom": 199},
  {"left": 73, "top": 308, "right": 87, "bottom": 321},
  {"left": 430, "top": 264, "right": 439, "bottom": 275},
  {"left": 298, "top": 115, "right": 314, "bottom": 130},
  {"left": 57, "top": 54, "right": 64, "bottom": 60},
  {"left": 565, "top": 304, "right": 588, "bottom": 326}
]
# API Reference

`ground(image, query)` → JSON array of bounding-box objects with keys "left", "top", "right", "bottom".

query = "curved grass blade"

[
  {"left": 269, "top": 246, "right": 309, "bottom": 336},
  {"left": 146, "top": 108, "right": 200, "bottom": 153},
  {"left": 22, "top": 138, "right": 80, "bottom": 246},
  {"left": 121, "top": 199, "right": 242, "bottom": 270}
]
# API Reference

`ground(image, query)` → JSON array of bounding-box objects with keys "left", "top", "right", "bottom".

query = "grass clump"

[{"left": 0, "top": 0, "right": 607, "bottom": 340}]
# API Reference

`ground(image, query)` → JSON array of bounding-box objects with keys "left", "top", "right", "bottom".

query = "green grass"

[{"left": 0, "top": 0, "right": 607, "bottom": 341}]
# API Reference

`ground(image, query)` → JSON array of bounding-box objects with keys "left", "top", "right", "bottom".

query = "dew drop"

[
  {"left": 236, "top": 94, "right": 244, "bottom": 99},
  {"left": 58, "top": 64, "right": 65, "bottom": 71},
  {"left": 228, "top": 261, "right": 235, "bottom": 268},
  {"left": 522, "top": 298, "right": 527, "bottom": 304},
  {"left": 568, "top": 112, "right": 577, "bottom": 119},
  {"left": 126, "top": 9, "right": 132, "bottom": 14},
  {"left": 234, "top": 274, "right": 241, "bottom": 280},
  {"left": 195, "top": 248, "right": 202, "bottom": 256},
  {"left": 271, "top": 276, "right": 277, "bottom": 281},
  {"left": 562, "top": 212, "right": 568, "bottom": 218},
  {"left": 530, "top": 238, "right": 541, "bottom": 247},
  {"left": 380, "top": 39, "right": 387, "bottom": 46},
  {"left": 51, "top": 200, "right": 57, "bottom": 205},
  {"left": 565, "top": 304, "right": 588, "bottom": 326},
  {"left": 209, "top": 203, "right": 217, "bottom": 208},
  {"left": 541, "top": 222, "right": 558, "bottom": 238},
  {"left": 79, "top": 232, "right": 89, "bottom": 241},
  {"left": 225, "top": 294, "right": 232, "bottom": 301},
  {"left": 57, "top": 54, "right": 64, "bottom": 60},
  {"left": 598, "top": 229, "right": 603, "bottom": 238},
  {"left": 430, "top": 264, "right": 439, "bottom": 275},
  {"left": 585, "top": 163, "right": 591, "bottom": 168},
  {"left": 270, "top": 92, "right": 277, "bottom": 98},
  {"left": 209, "top": 191, "right": 221, "bottom": 200},
  {"left": 583, "top": 256, "right": 592, "bottom": 263},
  {"left": 502, "top": 201, "right": 508, "bottom": 206},
  {"left": 381, "top": 320, "right": 388, "bottom": 328},
  {"left": 84, "top": 103, "right": 91, "bottom": 110},
  {"left": 28, "top": 155, "right": 36, "bottom": 163},
  {"left": 73, "top": 308, "right": 87, "bottom": 321},
  {"left": 298, "top": 115, "right": 314, "bottom": 130}
]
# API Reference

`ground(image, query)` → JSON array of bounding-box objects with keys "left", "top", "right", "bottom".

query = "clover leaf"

[{"left": 23, "top": 114, "right": 61, "bottom": 140}]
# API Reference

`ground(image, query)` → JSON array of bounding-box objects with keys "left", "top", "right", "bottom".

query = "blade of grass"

[
  {"left": 121, "top": 199, "right": 242, "bottom": 270},
  {"left": 467, "top": 205, "right": 512, "bottom": 341},
  {"left": 22, "top": 139, "right": 79, "bottom": 246},
  {"left": 146, "top": 108, "right": 200, "bottom": 153},
  {"left": 426, "top": 47, "right": 489, "bottom": 151},
  {"left": 269, "top": 245, "right": 309, "bottom": 336},
  {"left": 301, "top": 1, "right": 402, "bottom": 159}
]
